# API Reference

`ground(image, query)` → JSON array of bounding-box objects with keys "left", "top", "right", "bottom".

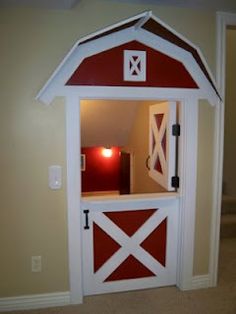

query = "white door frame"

[
  {"left": 209, "top": 11, "right": 236, "bottom": 287},
  {"left": 65, "top": 87, "right": 199, "bottom": 303}
]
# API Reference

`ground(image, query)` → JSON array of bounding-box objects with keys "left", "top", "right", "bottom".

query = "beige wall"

[
  {"left": 194, "top": 101, "right": 215, "bottom": 275},
  {"left": 223, "top": 29, "right": 236, "bottom": 196},
  {"left": 0, "top": 0, "right": 217, "bottom": 297},
  {"left": 124, "top": 101, "right": 166, "bottom": 194}
]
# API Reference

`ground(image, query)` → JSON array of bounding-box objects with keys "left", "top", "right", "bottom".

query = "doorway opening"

[
  {"left": 80, "top": 98, "right": 181, "bottom": 295},
  {"left": 80, "top": 99, "right": 180, "bottom": 197}
]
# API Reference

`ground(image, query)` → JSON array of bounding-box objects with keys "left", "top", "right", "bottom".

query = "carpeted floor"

[{"left": 3, "top": 238, "right": 236, "bottom": 314}]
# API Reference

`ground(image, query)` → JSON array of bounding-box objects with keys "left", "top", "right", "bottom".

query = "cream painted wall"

[
  {"left": 0, "top": 0, "right": 217, "bottom": 297},
  {"left": 124, "top": 101, "right": 166, "bottom": 194},
  {"left": 194, "top": 101, "right": 215, "bottom": 275},
  {"left": 223, "top": 29, "right": 236, "bottom": 196}
]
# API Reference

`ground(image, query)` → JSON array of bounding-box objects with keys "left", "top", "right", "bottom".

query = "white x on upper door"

[{"left": 149, "top": 101, "right": 177, "bottom": 191}]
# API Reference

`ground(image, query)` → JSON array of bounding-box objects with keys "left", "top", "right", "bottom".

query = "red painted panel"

[
  {"left": 154, "top": 155, "right": 163, "bottom": 174},
  {"left": 152, "top": 131, "right": 156, "bottom": 154},
  {"left": 155, "top": 113, "right": 164, "bottom": 131},
  {"left": 104, "top": 209, "right": 156, "bottom": 237},
  {"left": 162, "top": 130, "right": 167, "bottom": 160},
  {"left": 81, "top": 147, "right": 120, "bottom": 192},
  {"left": 104, "top": 255, "right": 155, "bottom": 282},
  {"left": 93, "top": 223, "right": 121, "bottom": 273},
  {"left": 66, "top": 41, "right": 198, "bottom": 88},
  {"left": 141, "top": 218, "right": 167, "bottom": 267}
]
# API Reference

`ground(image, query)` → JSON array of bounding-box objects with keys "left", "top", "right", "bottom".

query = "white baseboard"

[
  {"left": 0, "top": 291, "right": 70, "bottom": 312},
  {"left": 191, "top": 274, "right": 210, "bottom": 290},
  {"left": 0, "top": 276, "right": 211, "bottom": 312}
]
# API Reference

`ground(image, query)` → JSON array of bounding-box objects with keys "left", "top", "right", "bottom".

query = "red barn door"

[{"left": 82, "top": 197, "right": 179, "bottom": 295}]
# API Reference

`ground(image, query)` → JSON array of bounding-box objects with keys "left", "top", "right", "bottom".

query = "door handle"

[
  {"left": 83, "top": 209, "right": 90, "bottom": 230},
  {"left": 145, "top": 155, "right": 150, "bottom": 170}
]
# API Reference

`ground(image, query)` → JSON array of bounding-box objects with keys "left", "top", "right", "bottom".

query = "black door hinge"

[
  {"left": 172, "top": 124, "right": 180, "bottom": 136},
  {"left": 171, "top": 176, "right": 179, "bottom": 189}
]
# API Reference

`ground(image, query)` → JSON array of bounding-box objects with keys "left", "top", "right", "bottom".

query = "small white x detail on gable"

[{"left": 124, "top": 50, "right": 146, "bottom": 81}]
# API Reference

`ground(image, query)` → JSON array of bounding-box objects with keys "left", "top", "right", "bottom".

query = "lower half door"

[{"left": 82, "top": 199, "right": 179, "bottom": 295}]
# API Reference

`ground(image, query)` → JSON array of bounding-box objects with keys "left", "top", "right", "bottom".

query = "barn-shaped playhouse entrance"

[{"left": 37, "top": 11, "right": 220, "bottom": 304}]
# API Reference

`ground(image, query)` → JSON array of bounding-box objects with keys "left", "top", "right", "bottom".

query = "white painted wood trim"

[
  {"left": 0, "top": 274, "right": 210, "bottom": 313},
  {"left": 64, "top": 90, "right": 198, "bottom": 299},
  {"left": 149, "top": 101, "right": 177, "bottom": 191},
  {"left": 191, "top": 274, "right": 210, "bottom": 290},
  {"left": 82, "top": 193, "right": 179, "bottom": 210},
  {"left": 209, "top": 11, "right": 236, "bottom": 287},
  {"left": 65, "top": 94, "right": 83, "bottom": 304},
  {"left": 78, "top": 96, "right": 198, "bottom": 292},
  {"left": 130, "top": 153, "right": 134, "bottom": 194},
  {"left": 36, "top": 21, "right": 219, "bottom": 106},
  {"left": 82, "top": 198, "right": 179, "bottom": 295},
  {"left": 63, "top": 86, "right": 202, "bottom": 100},
  {"left": 36, "top": 11, "right": 151, "bottom": 102},
  {"left": 176, "top": 98, "right": 198, "bottom": 290},
  {"left": 0, "top": 292, "right": 70, "bottom": 312},
  {"left": 135, "top": 29, "right": 218, "bottom": 105}
]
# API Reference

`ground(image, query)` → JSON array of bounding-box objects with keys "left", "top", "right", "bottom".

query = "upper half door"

[{"left": 149, "top": 101, "right": 177, "bottom": 191}]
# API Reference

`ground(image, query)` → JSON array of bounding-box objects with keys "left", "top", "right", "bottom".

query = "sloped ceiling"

[{"left": 80, "top": 100, "right": 140, "bottom": 147}]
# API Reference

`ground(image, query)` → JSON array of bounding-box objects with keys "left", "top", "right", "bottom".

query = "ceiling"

[
  {"left": 80, "top": 100, "right": 140, "bottom": 147},
  {"left": 0, "top": 0, "right": 79, "bottom": 9},
  {"left": 115, "top": 0, "right": 236, "bottom": 12},
  {"left": 0, "top": 0, "right": 236, "bottom": 12}
]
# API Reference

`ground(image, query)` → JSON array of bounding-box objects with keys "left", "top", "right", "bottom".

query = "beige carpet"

[{"left": 4, "top": 238, "right": 236, "bottom": 314}]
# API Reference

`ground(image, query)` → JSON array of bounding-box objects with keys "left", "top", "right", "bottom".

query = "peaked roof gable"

[
  {"left": 36, "top": 11, "right": 220, "bottom": 105},
  {"left": 65, "top": 40, "right": 199, "bottom": 88}
]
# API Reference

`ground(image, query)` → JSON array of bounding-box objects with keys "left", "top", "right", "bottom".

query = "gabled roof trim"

[
  {"left": 36, "top": 10, "right": 221, "bottom": 104},
  {"left": 142, "top": 15, "right": 220, "bottom": 99},
  {"left": 78, "top": 11, "right": 154, "bottom": 46},
  {"left": 77, "top": 10, "right": 219, "bottom": 99},
  {"left": 36, "top": 11, "right": 150, "bottom": 102}
]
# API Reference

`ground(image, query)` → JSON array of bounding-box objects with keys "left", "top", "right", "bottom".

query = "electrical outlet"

[{"left": 31, "top": 256, "right": 42, "bottom": 272}]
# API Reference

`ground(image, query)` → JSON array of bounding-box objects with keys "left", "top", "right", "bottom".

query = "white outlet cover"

[{"left": 31, "top": 256, "right": 42, "bottom": 272}]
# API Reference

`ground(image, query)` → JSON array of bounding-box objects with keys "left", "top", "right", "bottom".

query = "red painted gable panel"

[{"left": 66, "top": 41, "right": 198, "bottom": 88}]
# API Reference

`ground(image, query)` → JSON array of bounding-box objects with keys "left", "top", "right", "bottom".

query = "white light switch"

[{"left": 49, "top": 165, "right": 62, "bottom": 190}]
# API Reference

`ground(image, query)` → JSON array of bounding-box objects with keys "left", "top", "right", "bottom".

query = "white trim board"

[
  {"left": 36, "top": 11, "right": 219, "bottom": 105},
  {"left": 65, "top": 95, "right": 83, "bottom": 304},
  {"left": 176, "top": 98, "right": 198, "bottom": 290},
  {"left": 78, "top": 94, "right": 197, "bottom": 300},
  {"left": 209, "top": 11, "right": 236, "bottom": 287},
  {"left": 0, "top": 292, "right": 70, "bottom": 312},
  {"left": 191, "top": 275, "right": 210, "bottom": 290},
  {"left": 0, "top": 275, "right": 210, "bottom": 312}
]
